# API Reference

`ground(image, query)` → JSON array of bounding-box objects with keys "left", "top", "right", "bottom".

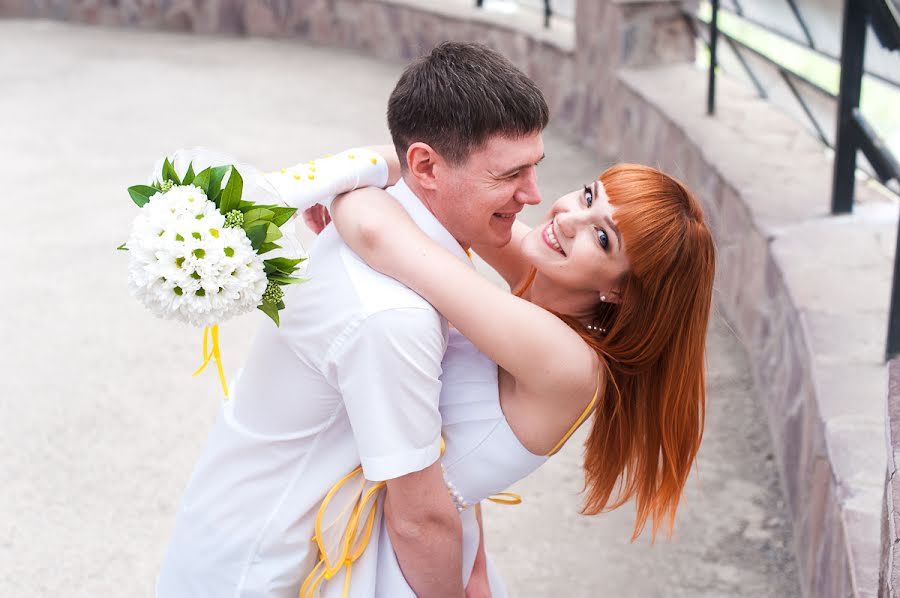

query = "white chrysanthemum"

[{"left": 127, "top": 185, "right": 266, "bottom": 327}]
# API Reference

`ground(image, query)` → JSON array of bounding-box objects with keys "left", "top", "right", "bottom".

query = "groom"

[{"left": 157, "top": 42, "right": 547, "bottom": 598}]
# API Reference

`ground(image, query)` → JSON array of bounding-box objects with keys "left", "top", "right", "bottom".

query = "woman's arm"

[
  {"left": 470, "top": 221, "right": 533, "bottom": 291},
  {"left": 331, "top": 188, "right": 599, "bottom": 399},
  {"left": 264, "top": 145, "right": 402, "bottom": 216}
]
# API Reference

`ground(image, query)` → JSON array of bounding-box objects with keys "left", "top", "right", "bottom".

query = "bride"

[{"left": 282, "top": 147, "right": 716, "bottom": 596}]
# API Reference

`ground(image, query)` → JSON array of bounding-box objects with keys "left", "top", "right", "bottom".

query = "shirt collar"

[{"left": 387, "top": 178, "right": 473, "bottom": 267}]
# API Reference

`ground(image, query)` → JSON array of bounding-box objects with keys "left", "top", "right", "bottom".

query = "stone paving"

[{"left": 0, "top": 21, "right": 800, "bottom": 597}]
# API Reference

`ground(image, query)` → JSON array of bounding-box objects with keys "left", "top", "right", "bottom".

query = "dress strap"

[{"left": 545, "top": 368, "right": 603, "bottom": 457}]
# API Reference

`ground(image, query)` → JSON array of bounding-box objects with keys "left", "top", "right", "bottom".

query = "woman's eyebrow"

[{"left": 593, "top": 181, "right": 621, "bottom": 250}]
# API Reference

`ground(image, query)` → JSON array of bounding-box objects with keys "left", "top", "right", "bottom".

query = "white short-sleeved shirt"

[{"left": 156, "top": 179, "right": 471, "bottom": 598}]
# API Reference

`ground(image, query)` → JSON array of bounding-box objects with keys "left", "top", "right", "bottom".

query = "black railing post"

[
  {"left": 544, "top": 0, "right": 552, "bottom": 28},
  {"left": 831, "top": 0, "right": 867, "bottom": 214},
  {"left": 888, "top": 211, "right": 900, "bottom": 359},
  {"left": 476, "top": 0, "right": 484, "bottom": 7},
  {"left": 708, "top": 0, "right": 720, "bottom": 115}
]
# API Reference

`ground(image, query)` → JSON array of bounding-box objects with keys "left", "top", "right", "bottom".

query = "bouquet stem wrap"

[{"left": 193, "top": 325, "right": 229, "bottom": 397}]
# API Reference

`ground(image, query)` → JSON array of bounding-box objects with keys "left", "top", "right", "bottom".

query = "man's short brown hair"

[{"left": 387, "top": 41, "right": 549, "bottom": 167}]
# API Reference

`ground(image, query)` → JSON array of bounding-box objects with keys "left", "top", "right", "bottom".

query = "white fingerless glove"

[{"left": 264, "top": 148, "right": 389, "bottom": 212}]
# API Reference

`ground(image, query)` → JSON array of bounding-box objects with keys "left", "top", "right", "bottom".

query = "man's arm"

[
  {"left": 333, "top": 307, "right": 464, "bottom": 597},
  {"left": 384, "top": 463, "right": 465, "bottom": 598}
]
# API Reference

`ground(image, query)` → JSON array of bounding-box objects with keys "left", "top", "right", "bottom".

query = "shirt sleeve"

[{"left": 332, "top": 307, "right": 446, "bottom": 482}]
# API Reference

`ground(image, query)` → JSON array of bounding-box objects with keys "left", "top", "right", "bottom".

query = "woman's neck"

[{"left": 519, "top": 271, "right": 597, "bottom": 323}]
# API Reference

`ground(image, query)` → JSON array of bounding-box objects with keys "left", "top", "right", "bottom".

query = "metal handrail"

[
  {"left": 694, "top": 0, "right": 900, "bottom": 359},
  {"left": 700, "top": 5, "right": 900, "bottom": 91}
]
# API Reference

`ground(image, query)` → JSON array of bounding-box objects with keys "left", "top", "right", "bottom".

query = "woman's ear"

[
  {"left": 406, "top": 142, "right": 439, "bottom": 191},
  {"left": 601, "top": 288, "right": 623, "bottom": 304}
]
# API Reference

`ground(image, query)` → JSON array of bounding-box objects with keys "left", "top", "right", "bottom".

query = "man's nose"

[{"left": 514, "top": 168, "right": 541, "bottom": 206}]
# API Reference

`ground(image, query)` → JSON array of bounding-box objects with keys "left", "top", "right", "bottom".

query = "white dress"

[{"left": 313, "top": 328, "right": 551, "bottom": 597}]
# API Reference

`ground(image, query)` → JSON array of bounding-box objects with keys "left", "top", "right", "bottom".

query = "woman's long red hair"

[{"left": 519, "top": 164, "right": 715, "bottom": 541}]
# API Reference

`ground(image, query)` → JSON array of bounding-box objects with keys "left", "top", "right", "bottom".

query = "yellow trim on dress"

[
  {"left": 299, "top": 365, "right": 601, "bottom": 596},
  {"left": 546, "top": 370, "right": 602, "bottom": 457}
]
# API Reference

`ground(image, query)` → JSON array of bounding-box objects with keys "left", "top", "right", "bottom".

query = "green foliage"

[
  {"left": 269, "top": 207, "right": 297, "bottom": 227},
  {"left": 257, "top": 302, "right": 280, "bottom": 326},
  {"left": 245, "top": 223, "right": 267, "bottom": 251},
  {"left": 128, "top": 184, "right": 158, "bottom": 207},
  {"left": 219, "top": 167, "right": 243, "bottom": 214},
  {"left": 243, "top": 207, "right": 275, "bottom": 227},
  {"left": 264, "top": 222, "right": 282, "bottom": 244},
  {"left": 268, "top": 275, "right": 307, "bottom": 285},
  {"left": 257, "top": 242, "right": 281, "bottom": 254},
  {"left": 182, "top": 162, "right": 196, "bottom": 185},
  {"left": 263, "top": 257, "right": 307, "bottom": 276},
  {"left": 207, "top": 166, "right": 230, "bottom": 204},
  {"left": 162, "top": 158, "right": 181, "bottom": 185},
  {"left": 192, "top": 167, "right": 211, "bottom": 196}
]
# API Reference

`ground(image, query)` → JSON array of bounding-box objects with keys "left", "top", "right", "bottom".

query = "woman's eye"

[
  {"left": 596, "top": 228, "right": 609, "bottom": 249},
  {"left": 583, "top": 185, "right": 593, "bottom": 208}
]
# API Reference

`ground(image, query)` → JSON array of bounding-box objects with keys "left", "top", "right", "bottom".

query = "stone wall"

[
  {"left": 883, "top": 360, "right": 900, "bottom": 596},
  {"left": 2, "top": 1, "right": 892, "bottom": 596}
]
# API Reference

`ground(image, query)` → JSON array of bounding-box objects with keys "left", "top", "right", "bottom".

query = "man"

[{"left": 157, "top": 42, "right": 547, "bottom": 598}]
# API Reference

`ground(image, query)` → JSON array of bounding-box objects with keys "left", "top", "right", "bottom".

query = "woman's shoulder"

[{"left": 501, "top": 354, "right": 602, "bottom": 456}]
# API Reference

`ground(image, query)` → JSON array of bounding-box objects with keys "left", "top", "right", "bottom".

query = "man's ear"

[{"left": 406, "top": 142, "right": 440, "bottom": 191}]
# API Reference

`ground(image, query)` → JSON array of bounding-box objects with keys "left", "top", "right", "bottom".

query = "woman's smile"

[{"left": 541, "top": 219, "right": 565, "bottom": 256}]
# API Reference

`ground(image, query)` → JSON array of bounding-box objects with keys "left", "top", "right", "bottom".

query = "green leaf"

[
  {"left": 182, "top": 161, "right": 196, "bottom": 185},
  {"left": 264, "top": 257, "right": 307, "bottom": 275},
  {"left": 162, "top": 158, "right": 181, "bottom": 185},
  {"left": 128, "top": 184, "right": 159, "bottom": 207},
  {"left": 245, "top": 223, "right": 267, "bottom": 251},
  {"left": 116, "top": 242, "right": 128, "bottom": 251},
  {"left": 264, "top": 222, "right": 282, "bottom": 244},
  {"left": 207, "top": 165, "right": 230, "bottom": 204},
  {"left": 257, "top": 242, "right": 282, "bottom": 255},
  {"left": 270, "top": 207, "right": 298, "bottom": 227},
  {"left": 243, "top": 207, "right": 275, "bottom": 226},
  {"left": 219, "top": 166, "right": 243, "bottom": 214},
  {"left": 192, "top": 168, "right": 211, "bottom": 195},
  {"left": 257, "top": 302, "right": 280, "bottom": 326},
  {"left": 269, "top": 275, "right": 307, "bottom": 285}
]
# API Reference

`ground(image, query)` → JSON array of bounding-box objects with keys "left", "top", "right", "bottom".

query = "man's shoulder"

[{"left": 302, "top": 227, "right": 436, "bottom": 318}]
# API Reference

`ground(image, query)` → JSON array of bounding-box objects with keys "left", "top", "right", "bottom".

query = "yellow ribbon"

[
  {"left": 299, "top": 440, "right": 525, "bottom": 598},
  {"left": 486, "top": 492, "right": 522, "bottom": 506},
  {"left": 192, "top": 324, "right": 229, "bottom": 397},
  {"left": 299, "top": 466, "right": 386, "bottom": 598}
]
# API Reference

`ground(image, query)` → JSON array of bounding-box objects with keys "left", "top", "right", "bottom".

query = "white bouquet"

[
  {"left": 119, "top": 149, "right": 307, "bottom": 396},
  {"left": 120, "top": 149, "right": 306, "bottom": 328}
]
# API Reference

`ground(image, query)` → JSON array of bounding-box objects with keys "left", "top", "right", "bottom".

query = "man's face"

[{"left": 432, "top": 133, "right": 544, "bottom": 248}]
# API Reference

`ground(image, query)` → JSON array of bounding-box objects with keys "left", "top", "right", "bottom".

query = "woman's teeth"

[{"left": 546, "top": 221, "right": 564, "bottom": 255}]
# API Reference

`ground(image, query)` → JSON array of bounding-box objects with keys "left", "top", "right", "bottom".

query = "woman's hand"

[
  {"left": 466, "top": 503, "right": 492, "bottom": 598},
  {"left": 302, "top": 204, "right": 331, "bottom": 234},
  {"left": 465, "top": 567, "right": 492, "bottom": 598}
]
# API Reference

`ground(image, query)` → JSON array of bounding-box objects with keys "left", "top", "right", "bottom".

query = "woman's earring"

[{"left": 600, "top": 295, "right": 607, "bottom": 302}]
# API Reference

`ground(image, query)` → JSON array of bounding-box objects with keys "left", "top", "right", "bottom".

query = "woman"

[{"left": 270, "top": 148, "right": 716, "bottom": 596}]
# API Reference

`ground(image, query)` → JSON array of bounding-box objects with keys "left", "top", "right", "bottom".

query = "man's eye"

[
  {"left": 583, "top": 184, "right": 593, "bottom": 208},
  {"left": 596, "top": 228, "right": 609, "bottom": 249}
]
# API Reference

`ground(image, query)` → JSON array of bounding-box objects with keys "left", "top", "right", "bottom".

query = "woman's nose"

[{"left": 556, "top": 210, "right": 585, "bottom": 237}]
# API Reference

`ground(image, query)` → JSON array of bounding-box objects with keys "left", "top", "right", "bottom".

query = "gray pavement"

[{"left": 0, "top": 20, "right": 799, "bottom": 597}]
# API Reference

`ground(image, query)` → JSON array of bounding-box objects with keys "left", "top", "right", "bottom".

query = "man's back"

[{"left": 157, "top": 182, "right": 450, "bottom": 598}]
